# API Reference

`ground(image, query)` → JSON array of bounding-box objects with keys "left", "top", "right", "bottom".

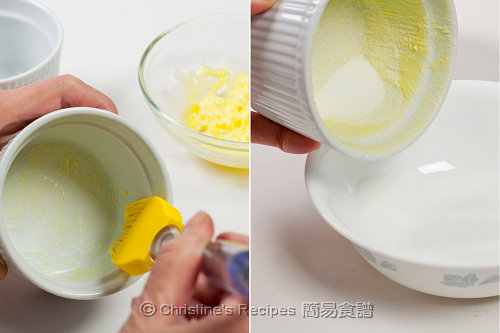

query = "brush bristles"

[
  {"left": 108, "top": 197, "right": 153, "bottom": 256},
  {"left": 109, "top": 236, "right": 124, "bottom": 255},
  {"left": 124, "top": 198, "right": 152, "bottom": 224}
]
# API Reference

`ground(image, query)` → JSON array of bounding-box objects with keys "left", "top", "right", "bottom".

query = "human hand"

[
  {"left": 251, "top": 1, "right": 320, "bottom": 154},
  {"left": 251, "top": 0, "right": 278, "bottom": 15},
  {"left": 251, "top": 112, "right": 320, "bottom": 154},
  {"left": 0, "top": 256, "right": 7, "bottom": 280},
  {"left": 121, "top": 212, "right": 249, "bottom": 333},
  {"left": 0, "top": 74, "right": 117, "bottom": 149},
  {"left": 0, "top": 74, "right": 117, "bottom": 280}
]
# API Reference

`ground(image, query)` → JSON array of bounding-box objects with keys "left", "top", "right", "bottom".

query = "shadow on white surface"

[
  {"left": 454, "top": 36, "right": 499, "bottom": 81},
  {"left": 198, "top": 158, "right": 250, "bottom": 180},
  {"left": 0, "top": 274, "right": 94, "bottom": 333}
]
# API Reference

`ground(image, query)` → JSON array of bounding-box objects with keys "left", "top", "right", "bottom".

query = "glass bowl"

[{"left": 138, "top": 13, "right": 249, "bottom": 169}]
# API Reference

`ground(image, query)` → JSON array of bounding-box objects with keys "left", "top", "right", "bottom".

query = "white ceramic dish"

[
  {"left": 0, "top": 0, "right": 63, "bottom": 89},
  {"left": 0, "top": 108, "right": 172, "bottom": 299},
  {"left": 252, "top": 0, "right": 457, "bottom": 160},
  {"left": 305, "top": 81, "right": 499, "bottom": 298},
  {"left": 139, "top": 13, "right": 249, "bottom": 169}
]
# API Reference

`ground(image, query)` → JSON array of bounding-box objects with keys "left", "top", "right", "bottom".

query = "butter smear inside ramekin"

[{"left": 311, "top": 0, "right": 455, "bottom": 156}]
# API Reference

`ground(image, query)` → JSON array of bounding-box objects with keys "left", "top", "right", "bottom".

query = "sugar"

[
  {"left": 335, "top": 168, "right": 499, "bottom": 264},
  {"left": 315, "top": 56, "right": 385, "bottom": 123}
]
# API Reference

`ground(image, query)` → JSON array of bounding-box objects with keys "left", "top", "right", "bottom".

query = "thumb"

[
  {"left": 251, "top": 0, "right": 278, "bottom": 15},
  {"left": 140, "top": 212, "right": 214, "bottom": 307}
]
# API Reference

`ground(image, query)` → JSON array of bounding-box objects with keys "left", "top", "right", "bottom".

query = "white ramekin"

[
  {"left": 251, "top": 0, "right": 457, "bottom": 160},
  {"left": 0, "top": 0, "right": 63, "bottom": 89},
  {"left": 0, "top": 108, "right": 172, "bottom": 299}
]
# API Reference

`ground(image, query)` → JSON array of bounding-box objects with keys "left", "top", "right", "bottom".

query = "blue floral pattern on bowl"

[
  {"left": 380, "top": 260, "right": 397, "bottom": 271},
  {"left": 355, "top": 245, "right": 499, "bottom": 289},
  {"left": 354, "top": 245, "right": 397, "bottom": 272},
  {"left": 441, "top": 274, "right": 478, "bottom": 287},
  {"left": 354, "top": 245, "right": 377, "bottom": 264},
  {"left": 441, "top": 274, "right": 499, "bottom": 287},
  {"left": 479, "top": 274, "right": 499, "bottom": 286}
]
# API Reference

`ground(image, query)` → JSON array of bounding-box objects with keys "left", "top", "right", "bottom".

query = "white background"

[
  {"left": 0, "top": 1, "right": 248, "bottom": 332},
  {"left": 252, "top": 0, "right": 499, "bottom": 332}
]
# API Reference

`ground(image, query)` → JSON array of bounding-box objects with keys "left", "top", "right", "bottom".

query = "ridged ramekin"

[
  {"left": 251, "top": 0, "right": 457, "bottom": 160},
  {"left": 0, "top": 0, "right": 63, "bottom": 90}
]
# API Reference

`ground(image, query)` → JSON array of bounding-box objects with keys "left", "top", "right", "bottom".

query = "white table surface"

[
  {"left": 251, "top": 0, "right": 499, "bottom": 332},
  {"left": 0, "top": 1, "right": 249, "bottom": 332}
]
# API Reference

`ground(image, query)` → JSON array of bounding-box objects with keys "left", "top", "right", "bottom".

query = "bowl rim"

[
  {"left": 0, "top": 0, "right": 64, "bottom": 84},
  {"left": 138, "top": 12, "right": 249, "bottom": 151},
  {"left": 305, "top": 80, "right": 499, "bottom": 271}
]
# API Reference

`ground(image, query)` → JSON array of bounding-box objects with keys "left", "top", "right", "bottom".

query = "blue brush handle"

[
  {"left": 202, "top": 241, "right": 249, "bottom": 299},
  {"left": 152, "top": 227, "right": 249, "bottom": 299}
]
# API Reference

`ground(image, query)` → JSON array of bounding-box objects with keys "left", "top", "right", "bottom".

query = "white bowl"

[
  {"left": 252, "top": 0, "right": 457, "bottom": 160},
  {"left": 0, "top": 108, "right": 172, "bottom": 299},
  {"left": 305, "top": 81, "right": 499, "bottom": 298},
  {"left": 0, "top": 0, "right": 63, "bottom": 89}
]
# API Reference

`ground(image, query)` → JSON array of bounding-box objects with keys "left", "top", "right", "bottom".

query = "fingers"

[
  {"left": 190, "top": 294, "right": 249, "bottom": 333},
  {"left": 193, "top": 273, "right": 225, "bottom": 307},
  {"left": 0, "top": 75, "right": 117, "bottom": 137},
  {"left": 251, "top": 0, "right": 278, "bottom": 15},
  {"left": 251, "top": 112, "right": 321, "bottom": 154},
  {"left": 140, "top": 212, "right": 214, "bottom": 307},
  {"left": 0, "top": 132, "right": 20, "bottom": 150},
  {"left": 191, "top": 314, "right": 249, "bottom": 333},
  {"left": 56, "top": 75, "right": 118, "bottom": 114},
  {"left": 193, "top": 234, "right": 248, "bottom": 309},
  {"left": 0, "top": 255, "right": 7, "bottom": 280},
  {"left": 216, "top": 233, "right": 249, "bottom": 246},
  {"left": 252, "top": 0, "right": 318, "bottom": 154}
]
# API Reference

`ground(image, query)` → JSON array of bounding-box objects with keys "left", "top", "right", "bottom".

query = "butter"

[
  {"left": 183, "top": 64, "right": 249, "bottom": 143},
  {"left": 311, "top": 0, "right": 455, "bottom": 154},
  {"left": 3, "top": 142, "right": 118, "bottom": 281}
]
